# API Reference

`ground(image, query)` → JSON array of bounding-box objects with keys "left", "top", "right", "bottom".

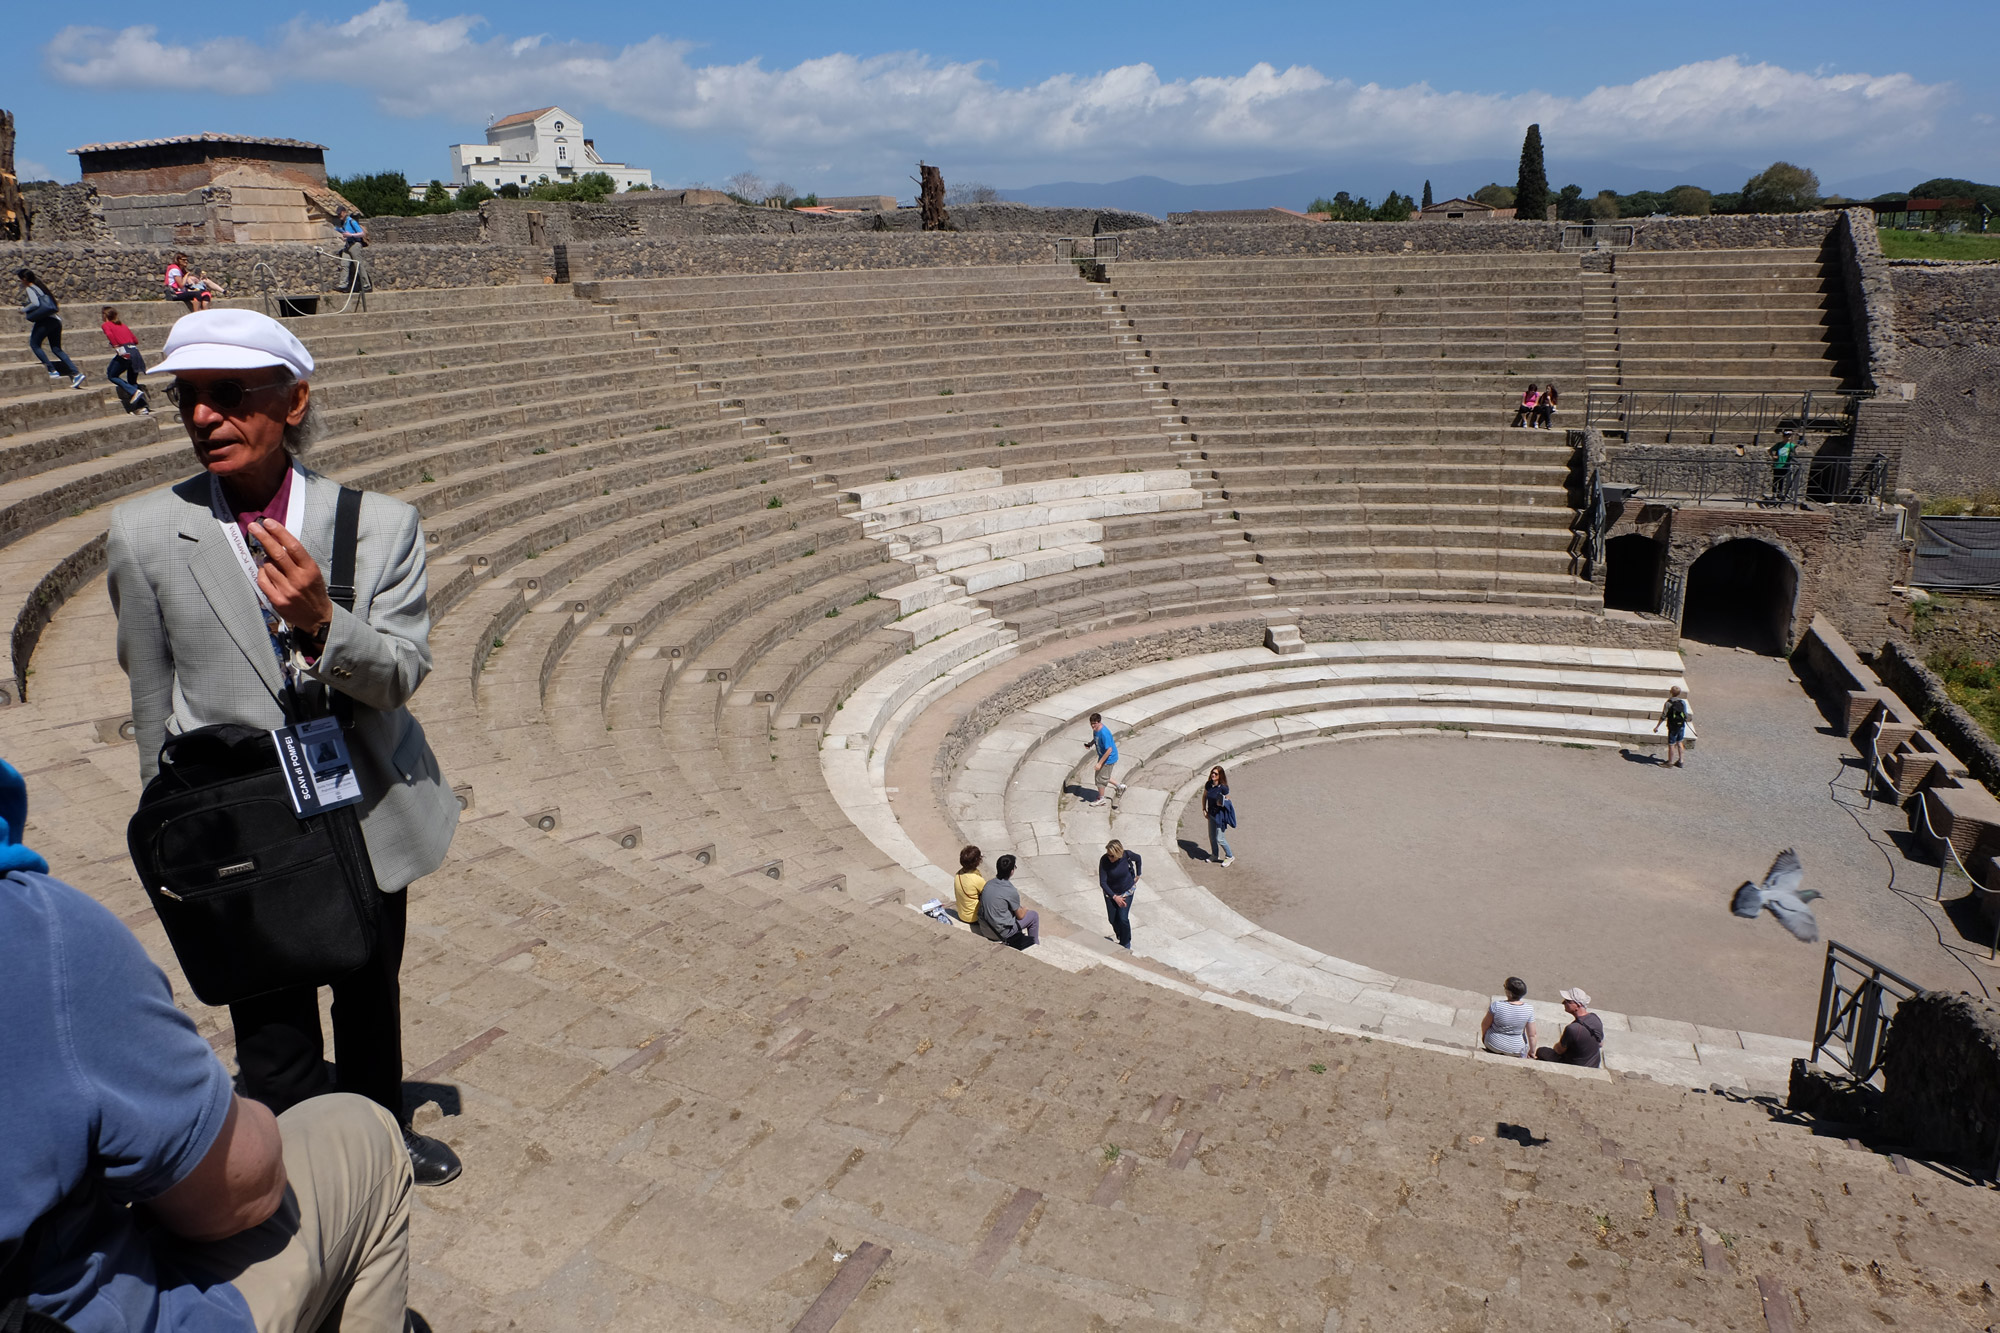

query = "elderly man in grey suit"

[{"left": 107, "top": 308, "right": 463, "bottom": 1187}]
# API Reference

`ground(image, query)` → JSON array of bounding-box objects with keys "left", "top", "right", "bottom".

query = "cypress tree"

[
  {"left": 1514, "top": 125, "right": 1549, "bottom": 221},
  {"left": 1422, "top": 179, "right": 1433, "bottom": 209}
]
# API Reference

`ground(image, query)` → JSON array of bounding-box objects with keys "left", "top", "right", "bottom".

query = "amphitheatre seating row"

[
  {"left": 820, "top": 628, "right": 1822, "bottom": 1089},
  {"left": 16, "top": 724, "right": 1986, "bottom": 1328},
  {"left": 1099, "top": 255, "right": 1600, "bottom": 610},
  {"left": 10, "top": 265, "right": 2000, "bottom": 1326}
]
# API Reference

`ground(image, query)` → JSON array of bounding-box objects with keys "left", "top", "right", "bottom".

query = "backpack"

[{"left": 1664, "top": 698, "right": 1689, "bottom": 728}]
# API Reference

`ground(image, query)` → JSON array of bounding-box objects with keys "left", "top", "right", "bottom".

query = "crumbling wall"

[
  {"left": 1886, "top": 262, "right": 2000, "bottom": 497},
  {"left": 1880, "top": 990, "right": 2000, "bottom": 1170}
]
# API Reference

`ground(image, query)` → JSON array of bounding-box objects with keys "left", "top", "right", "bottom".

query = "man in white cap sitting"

[
  {"left": 105, "top": 308, "right": 464, "bottom": 1188},
  {"left": 1535, "top": 988, "right": 1605, "bottom": 1068}
]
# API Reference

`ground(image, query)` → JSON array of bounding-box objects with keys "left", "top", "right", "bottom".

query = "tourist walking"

[
  {"left": 1480, "top": 976, "right": 1537, "bottom": 1058},
  {"left": 1532, "top": 383, "right": 1559, "bottom": 429},
  {"left": 16, "top": 269, "right": 86, "bottom": 388},
  {"left": 972, "top": 853, "right": 1040, "bottom": 950},
  {"left": 105, "top": 308, "right": 464, "bottom": 1188},
  {"left": 1099, "top": 839, "right": 1141, "bottom": 949},
  {"left": 1536, "top": 987, "right": 1605, "bottom": 1067},
  {"left": 953, "top": 844, "right": 986, "bottom": 924},
  {"left": 99, "top": 306, "right": 151, "bottom": 415},
  {"left": 1203, "top": 765, "right": 1236, "bottom": 866},
  {"left": 0, "top": 757, "right": 423, "bottom": 1333},
  {"left": 1084, "top": 712, "right": 1126, "bottom": 803},
  {"left": 1654, "top": 685, "right": 1692, "bottom": 768}
]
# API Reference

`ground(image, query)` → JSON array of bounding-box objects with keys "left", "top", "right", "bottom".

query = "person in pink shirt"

[
  {"left": 100, "top": 306, "right": 151, "bottom": 415},
  {"left": 1513, "top": 383, "right": 1540, "bottom": 427}
]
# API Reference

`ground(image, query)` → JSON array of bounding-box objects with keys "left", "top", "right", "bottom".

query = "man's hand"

[{"left": 250, "top": 519, "right": 335, "bottom": 636}]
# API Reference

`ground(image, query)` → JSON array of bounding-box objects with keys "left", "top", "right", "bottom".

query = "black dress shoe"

[{"left": 402, "top": 1128, "right": 462, "bottom": 1187}]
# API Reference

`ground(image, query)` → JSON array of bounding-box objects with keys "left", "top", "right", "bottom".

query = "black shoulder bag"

[{"left": 126, "top": 487, "right": 381, "bottom": 1006}]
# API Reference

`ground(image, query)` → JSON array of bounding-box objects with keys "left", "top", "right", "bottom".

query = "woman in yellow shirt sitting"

[{"left": 954, "top": 845, "right": 986, "bottom": 924}]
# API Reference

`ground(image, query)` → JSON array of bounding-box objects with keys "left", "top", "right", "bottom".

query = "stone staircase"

[
  {"left": 6, "top": 265, "right": 1999, "bottom": 1330},
  {"left": 1098, "top": 255, "right": 1601, "bottom": 611}
]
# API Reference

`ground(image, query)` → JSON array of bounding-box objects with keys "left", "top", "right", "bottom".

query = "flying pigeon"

[{"left": 1730, "top": 848, "right": 1822, "bottom": 942}]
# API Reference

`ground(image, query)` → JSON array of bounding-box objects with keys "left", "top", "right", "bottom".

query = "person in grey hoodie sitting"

[{"left": 971, "top": 853, "right": 1039, "bottom": 950}]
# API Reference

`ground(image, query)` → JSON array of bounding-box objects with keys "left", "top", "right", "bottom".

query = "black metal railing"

[
  {"left": 1585, "top": 389, "right": 1866, "bottom": 444},
  {"left": 1812, "top": 941, "right": 1919, "bottom": 1084},
  {"left": 1602, "top": 449, "right": 1887, "bottom": 507}
]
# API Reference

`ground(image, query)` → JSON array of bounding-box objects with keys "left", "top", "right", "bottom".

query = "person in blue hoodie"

[{"left": 0, "top": 758, "right": 422, "bottom": 1333}]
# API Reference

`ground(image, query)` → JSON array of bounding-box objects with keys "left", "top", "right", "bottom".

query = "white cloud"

[{"left": 42, "top": 3, "right": 1957, "bottom": 181}]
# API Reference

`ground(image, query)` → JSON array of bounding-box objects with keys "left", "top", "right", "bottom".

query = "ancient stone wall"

[
  {"left": 20, "top": 183, "right": 115, "bottom": 244},
  {"left": 567, "top": 232, "right": 1058, "bottom": 280},
  {"left": 1833, "top": 208, "right": 1896, "bottom": 391},
  {"left": 0, "top": 241, "right": 546, "bottom": 302},
  {"left": 1880, "top": 990, "right": 2000, "bottom": 1171},
  {"left": 1620, "top": 212, "right": 1840, "bottom": 251},
  {"left": 1885, "top": 262, "right": 2000, "bottom": 497}
]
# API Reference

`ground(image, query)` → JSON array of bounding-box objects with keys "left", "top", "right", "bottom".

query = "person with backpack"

[
  {"left": 99, "top": 306, "right": 151, "bottom": 415},
  {"left": 335, "top": 209, "right": 367, "bottom": 258},
  {"left": 16, "top": 269, "right": 86, "bottom": 389},
  {"left": 1654, "top": 685, "right": 1692, "bottom": 768},
  {"left": 1202, "top": 765, "right": 1236, "bottom": 866}
]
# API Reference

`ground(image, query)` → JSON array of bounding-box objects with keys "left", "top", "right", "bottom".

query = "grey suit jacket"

[{"left": 106, "top": 464, "right": 458, "bottom": 891}]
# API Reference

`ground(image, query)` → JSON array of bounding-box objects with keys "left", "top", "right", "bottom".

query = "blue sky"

[{"left": 15, "top": 0, "right": 1998, "bottom": 202}]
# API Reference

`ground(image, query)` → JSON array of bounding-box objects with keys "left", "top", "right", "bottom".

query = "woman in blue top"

[{"left": 1203, "top": 765, "right": 1235, "bottom": 867}]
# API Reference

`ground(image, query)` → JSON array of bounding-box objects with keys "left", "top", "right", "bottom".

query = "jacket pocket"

[{"left": 390, "top": 715, "right": 433, "bottom": 783}]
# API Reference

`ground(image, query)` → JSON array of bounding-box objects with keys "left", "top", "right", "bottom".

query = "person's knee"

[{"left": 278, "top": 1093, "right": 409, "bottom": 1191}]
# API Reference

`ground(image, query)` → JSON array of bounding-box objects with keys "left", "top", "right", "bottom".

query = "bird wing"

[
  {"left": 1730, "top": 882, "right": 1765, "bottom": 918},
  {"left": 1763, "top": 891, "right": 1820, "bottom": 942},
  {"left": 1761, "top": 848, "right": 1804, "bottom": 899}
]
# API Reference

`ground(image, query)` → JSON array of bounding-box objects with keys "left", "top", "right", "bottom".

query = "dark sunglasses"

[{"left": 166, "top": 378, "right": 290, "bottom": 412}]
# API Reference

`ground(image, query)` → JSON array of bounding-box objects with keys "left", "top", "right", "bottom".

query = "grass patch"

[
  {"left": 1928, "top": 644, "right": 2000, "bottom": 741},
  {"left": 1922, "top": 492, "right": 2000, "bottom": 516},
  {"left": 1878, "top": 230, "right": 2000, "bottom": 261}
]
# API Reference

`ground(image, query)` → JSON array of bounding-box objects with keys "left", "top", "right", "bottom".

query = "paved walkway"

[{"left": 1187, "top": 641, "right": 1996, "bottom": 1039}]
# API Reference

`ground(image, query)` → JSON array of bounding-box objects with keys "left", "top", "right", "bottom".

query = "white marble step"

[
  {"left": 955, "top": 543, "right": 1106, "bottom": 594},
  {"left": 845, "top": 467, "right": 1003, "bottom": 509},
  {"left": 896, "top": 599, "right": 993, "bottom": 648},
  {"left": 855, "top": 469, "right": 1192, "bottom": 528}
]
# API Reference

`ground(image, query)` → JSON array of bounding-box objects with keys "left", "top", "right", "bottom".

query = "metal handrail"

[
  {"left": 250, "top": 261, "right": 279, "bottom": 318},
  {"left": 1586, "top": 388, "right": 1867, "bottom": 444},
  {"left": 1601, "top": 447, "right": 1886, "bottom": 507},
  {"left": 1812, "top": 941, "right": 1920, "bottom": 1085}
]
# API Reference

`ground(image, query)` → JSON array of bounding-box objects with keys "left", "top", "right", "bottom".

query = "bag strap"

[{"left": 323, "top": 486, "right": 363, "bottom": 729}]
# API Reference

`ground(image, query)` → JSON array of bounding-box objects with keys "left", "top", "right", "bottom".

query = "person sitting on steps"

[
  {"left": 972, "top": 853, "right": 1039, "bottom": 950},
  {"left": 1480, "top": 976, "right": 1537, "bottom": 1058},
  {"left": 1512, "top": 383, "right": 1540, "bottom": 427},
  {"left": 952, "top": 845, "right": 986, "bottom": 926},
  {"left": 1536, "top": 988, "right": 1605, "bottom": 1067},
  {"left": 1532, "top": 382, "right": 1559, "bottom": 429}
]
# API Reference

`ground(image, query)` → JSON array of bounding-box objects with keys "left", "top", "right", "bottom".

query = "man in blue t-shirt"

[
  {"left": 1083, "top": 711, "right": 1126, "bottom": 804},
  {"left": 0, "top": 759, "right": 416, "bottom": 1332},
  {"left": 334, "top": 208, "right": 367, "bottom": 257}
]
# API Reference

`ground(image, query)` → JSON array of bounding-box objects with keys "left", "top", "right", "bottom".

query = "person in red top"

[
  {"left": 99, "top": 306, "right": 151, "bottom": 415},
  {"left": 1513, "top": 383, "right": 1540, "bottom": 427}
]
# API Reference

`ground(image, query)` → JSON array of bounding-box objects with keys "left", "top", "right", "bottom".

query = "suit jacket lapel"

[{"left": 180, "top": 491, "right": 286, "bottom": 700}]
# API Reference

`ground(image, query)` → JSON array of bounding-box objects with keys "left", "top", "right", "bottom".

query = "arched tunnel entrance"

[
  {"left": 1604, "top": 534, "right": 1662, "bottom": 612},
  {"left": 1680, "top": 538, "right": 1799, "bottom": 654}
]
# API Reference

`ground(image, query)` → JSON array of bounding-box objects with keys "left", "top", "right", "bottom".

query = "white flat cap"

[
  {"left": 1558, "top": 987, "right": 1591, "bottom": 1007},
  {"left": 152, "top": 308, "right": 314, "bottom": 379}
]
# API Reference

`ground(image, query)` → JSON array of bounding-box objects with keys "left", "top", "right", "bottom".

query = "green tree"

[
  {"left": 1740, "top": 162, "right": 1820, "bottom": 213},
  {"left": 1906, "top": 177, "right": 2000, "bottom": 215},
  {"left": 1421, "top": 179, "right": 1433, "bottom": 209},
  {"left": 422, "top": 180, "right": 452, "bottom": 212},
  {"left": 326, "top": 171, "right": 424, "bottom": 217},
  {"left": 1373, "top": 190, "right": 1414, "bottom": 221},
  {"left": 497, "top": 182, "right": 522, "bottom": 199},
  {"left": 1555, "top": 184, "right": 1588, "bottom": 221},
  {"left": 1589, "top": 190, "right": 1621, "bottom": 220},
  {"left": 1513, "top": 124, "right": 1549, "bottom": 222},
  {"left": 1664, "top": 185, "right": 1713, "bottom": 216},
  {"left": 454, "top": 180, "right": 494, "bottom": 211},
  {"left": 1472, "top": 182, "right": 1515, "bottom": 209}
]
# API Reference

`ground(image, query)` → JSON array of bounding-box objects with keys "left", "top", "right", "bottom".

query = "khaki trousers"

[{"left": 174, "top": 1093, "right": 412, "bottom": 1333}]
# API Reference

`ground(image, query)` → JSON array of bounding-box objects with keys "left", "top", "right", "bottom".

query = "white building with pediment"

[{"left": 447, "top": 106, "right": 653, "bottom": 192}]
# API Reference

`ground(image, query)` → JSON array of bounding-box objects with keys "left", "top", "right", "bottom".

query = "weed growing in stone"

[
  {"left": 767, "top": 497, "right": 783, "bottom": 508},
  {"left": 1103, "top": 1145, "right": 1120, "bottom": 1162},
  {"left": 1309, "top": 1062, "right": 1327, "bottom": 1074}
]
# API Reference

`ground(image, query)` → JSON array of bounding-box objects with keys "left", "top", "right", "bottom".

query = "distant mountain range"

[{"left": 1000, "top": 162, "right": 1956, "bottom": 218}]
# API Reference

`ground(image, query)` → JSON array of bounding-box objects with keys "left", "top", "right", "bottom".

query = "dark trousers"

[
  {"left": 107, "top": 348, "right": 146, "bottom": 409},
  {"left": 230, "top": 887, "right": 408, "bottom": 1123},
  {"left": 29, "top": 319, "right": 79, "bottom": 377},
  {"left": 1103, "top": 894, "right": 1132, "bottom": 948}
]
